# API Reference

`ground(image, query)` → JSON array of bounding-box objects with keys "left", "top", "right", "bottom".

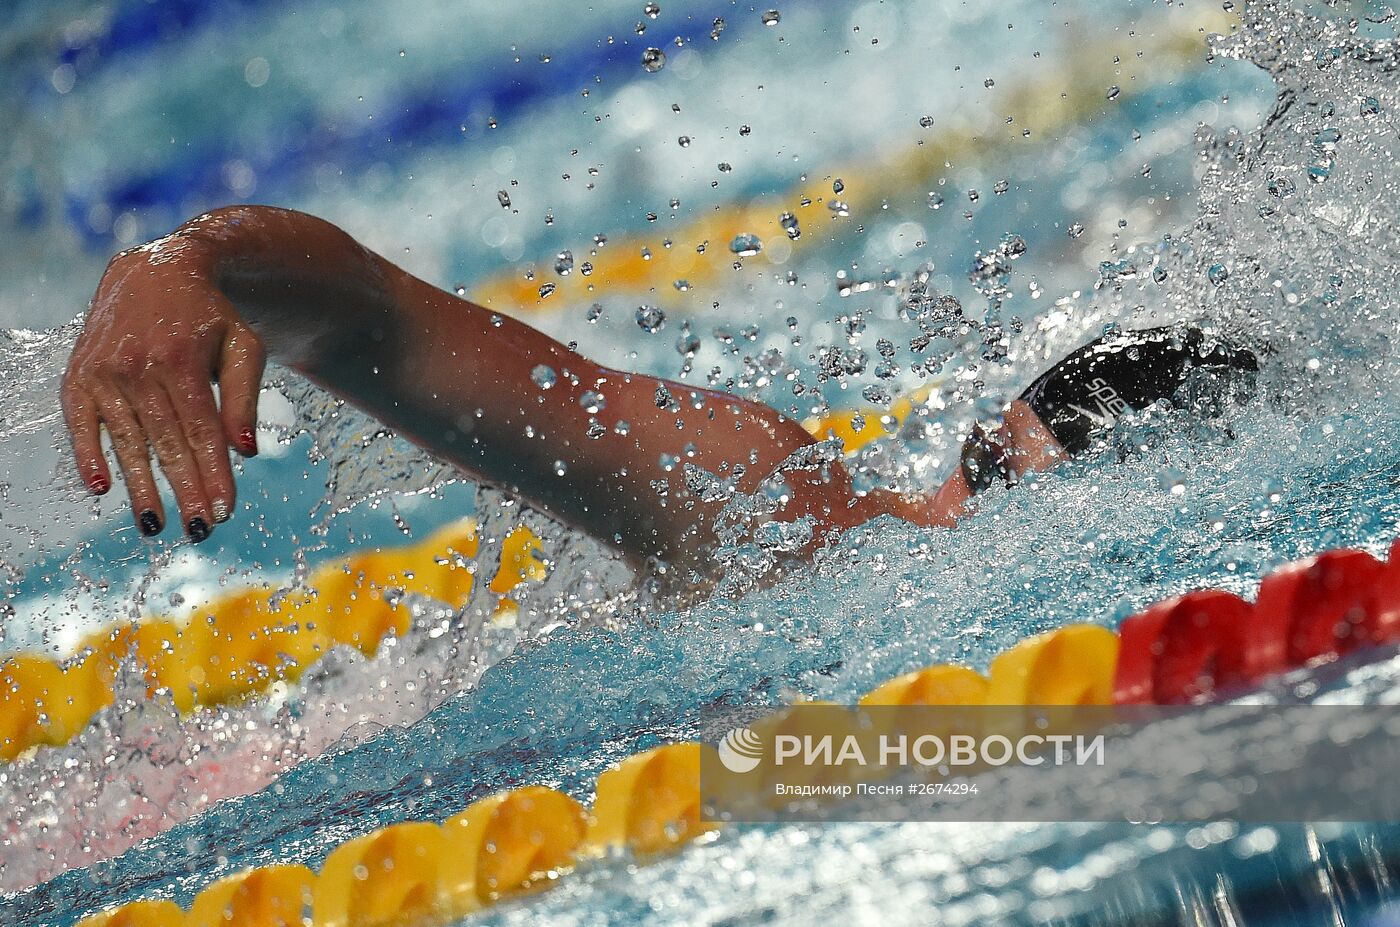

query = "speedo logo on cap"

[{"left": 1066, "top": 377, "right": 1129, "bottom": 427}]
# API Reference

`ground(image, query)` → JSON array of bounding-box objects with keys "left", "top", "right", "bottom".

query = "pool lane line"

[
  {"left": 51, "top": 0, "right": 826, "bottom": 247},
  {"left": 65, "top": 537, "right": 1400, "bottom": 926},
  {"left": 469, "top": 5, "right": 1239, "bottom": 316}
]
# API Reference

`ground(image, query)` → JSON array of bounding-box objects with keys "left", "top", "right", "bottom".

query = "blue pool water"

[{"left": 3, "top": 0, "right": 1400, "bottom": 924}]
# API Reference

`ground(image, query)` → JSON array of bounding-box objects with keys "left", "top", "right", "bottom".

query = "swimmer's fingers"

[
  {"left": 165, "top": 372, "right": 236, "bottom": 524},
  {"left": 61, "top": 387, "right": 111, "bottom": 496},
  {"left": 92, "top": 393, "right": 167, "bottom": 536},
  {"left": 1002, "top": 400, "right": 1067, "bottom": 481},
  {"left": 217, "top": 322, "right": 265, "bottom": 457},
  {"left": 120, "top": 379, "right": 213, "bottom": 541}
]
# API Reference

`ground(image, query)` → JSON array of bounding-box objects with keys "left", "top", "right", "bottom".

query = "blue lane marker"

[{"left": 61, "top": 0, "right": 818, "bottom": 249}]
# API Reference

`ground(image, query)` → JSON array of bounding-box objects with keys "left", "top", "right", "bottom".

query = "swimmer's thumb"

[{"left": 217, "top": 322, "right": 267, "bottom": 457}]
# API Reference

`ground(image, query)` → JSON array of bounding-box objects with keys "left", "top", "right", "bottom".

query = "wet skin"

[{"left": 62, "top": 206, "right": 1066, "bottom": 580}]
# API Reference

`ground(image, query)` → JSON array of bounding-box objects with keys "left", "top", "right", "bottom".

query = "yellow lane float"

[
  {"left": 75, "top": 899, "right": 186, "bottom": 927},
  {"left": 186, "top": 864, "right": 316, "bottom": 927},
  {"left": 442, "top": 785, "right": 588, "bottom": 910},
  {"left": 314, "top": 821, "right": 451, "bottom": 927},
  {"left": 587, "top": 742, "right": 716, "bottom": 855}
]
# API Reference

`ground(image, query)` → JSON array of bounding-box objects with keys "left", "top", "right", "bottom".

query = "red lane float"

[{"left": 1116, "top": 543, "right": 1400, "bottom": 705}]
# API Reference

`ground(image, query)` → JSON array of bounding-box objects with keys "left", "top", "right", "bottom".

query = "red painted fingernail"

[
  {"left": 90, "top": 475, "right": 110, "bottom": 495},
  {"left": 238, "top": 428, "right": 258, "bottom": 456}
]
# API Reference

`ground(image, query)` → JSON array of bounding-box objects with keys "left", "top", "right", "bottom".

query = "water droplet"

[
  {"left": 710, "top": 17, "right": 726, "bottom": 39},
  {"left": 580, "top": 390, "right": 606, "bottom": 413},
  {"left": 780, "top": 212, "right": 801, "bottom": 239},
  {"left": 739, "top": 124, "right": 751, "bottom": 136},
  {"left": 717, "top": 162, "right": 733, "bottom": 173},
  {"left": 644, "top": 2, "right": 661, "bottom": 18},
  {"left": 1267, "top": 175, "right": 1296, "bottom": 198},
  {"left": 828, "top": 200, "right": 850, "bottom": 216},
  {"left": 832, "top": 178, "right": 845, "bottom": 194},
  {"left": 761, "top": 9, "right": 781, "bottom": 26},
  {"left": 642, "top": 47, "right": 666, "bottom": 72},
  {"left": 636, "top": 304, "right": 667, "bottom": 332},
  {"left": 1152, "top": 265, "right": 1168, "bottom": 283},
  {"left": 538, "top": 282, "right": 556, "bottom": 298},
  {"left": 927, "top": 191, "right": 944, "bottom": 209},
  {"left": 554, "top": 250, "right": 575, "bottom": 275},
  {"left": 454, "top": 284, "right": 468, "bottom": 297},
  {"left": 553, "top": 459, "right": 568, "bottom": 476},
  {"left": 1312, "top": 127, "right": 1342, "bottom": 150},
  {"left": 1361, "top": 96, "right": 1381, "bottom": 116},
  {"left": 993, "top": 179, "right": 1009, "bottom": 195},
  {"left": 729, "top": 233, "right": 763, "bottom": 256},
  {"left": 677, "top": 328, "right": 701, "bottom": 357},
  {"left": 983, "top": 78, "right": 995, "bottom": 88},
  {"left": 1207, "top": 263, "right": 1230, "bottom": 286},
  {"left": 1106, "top": 85, "right": 1121, "bottom": 100},
  {"left": 580, "top": 261, "right": 594, "bottom": 276},
  {"left": 678, "top": 135, "right": 691, "bottom": 147},
  {"left": 531, "top": 364, "right": 557, "bottom": 389},
  {"left": 673, "top": 279, "right": 690, "bottom": 291},
  {"left": 919, "top": 115, "right": 934, "bottom": 128},
  {"left": 999, "top": 233, "right": 1026, "bottom": 258},
  {"left": 497, "top": 190, "right": 511, "bottom": 208},
  {"left": 586, "top": 303, "right": 604, "bottom": 323},
  {"left": 1068, "top": 222, "right": 1085, "bottom": 238}
]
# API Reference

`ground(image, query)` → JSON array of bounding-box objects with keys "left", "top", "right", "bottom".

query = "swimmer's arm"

[{"left": 63, "top": 205, "right": 889, "bottom": 572}]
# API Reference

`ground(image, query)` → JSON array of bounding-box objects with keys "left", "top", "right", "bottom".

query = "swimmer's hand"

[{"left": 62, "top": 240, "right": 264, "bottom": 540}]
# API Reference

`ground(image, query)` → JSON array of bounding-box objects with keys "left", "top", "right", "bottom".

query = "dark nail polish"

[
  {"left": 238, "top": 427, "right": 258, "bottom": 456},
  {"left": 187, "top": 517, "right": 210, "bottom": 543},
  {"left": 139, "top": 510, "right": 162, "bottom": 536}
]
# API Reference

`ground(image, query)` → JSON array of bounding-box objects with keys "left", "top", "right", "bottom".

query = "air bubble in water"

[
  {"left": 554, "top": 251, "right": 575, "bottom": 275},
  {"left": 780, "top": 212, "right": 801, "bottom": 239},
  {"left": 642, "top": 47, "right": 666, "bottom": 72},
  {"left": 532, "top": 365, "right": 557, "bottom": 389},
  {"left": 730, "top": 233, "right": 763, "bottom": 256},
  {"left": 637, "top": 304, "right": 667, "bottom": 332}
]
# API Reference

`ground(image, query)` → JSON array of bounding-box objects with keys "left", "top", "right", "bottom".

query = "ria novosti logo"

[{"left": 717, "top": 727, "right": 763, "bottom": 773}]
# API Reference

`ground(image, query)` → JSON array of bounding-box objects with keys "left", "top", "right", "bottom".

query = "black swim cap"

[{"left": 960, "top": 325, "right": 1258, "bottom": 493}]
